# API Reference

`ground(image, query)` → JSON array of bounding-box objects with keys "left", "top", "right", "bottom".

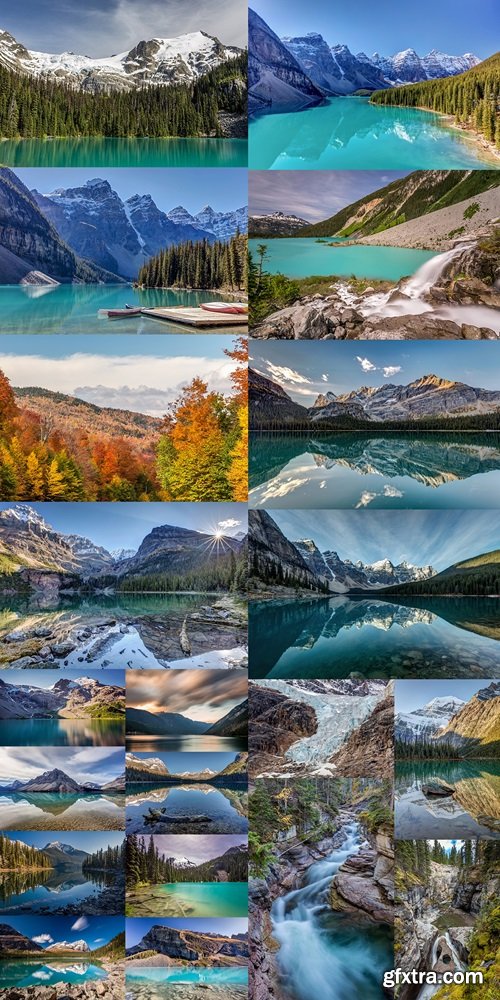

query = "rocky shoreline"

[{"left": 0, "top": 962, "right": 124, "bottom": 1000}]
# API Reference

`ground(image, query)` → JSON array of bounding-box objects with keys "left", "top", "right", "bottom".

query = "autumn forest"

[{"left": 0, "top": 338, "right": 248, "bottom": 502}]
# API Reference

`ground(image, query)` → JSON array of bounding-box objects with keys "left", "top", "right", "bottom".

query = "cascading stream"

[
  {"left": 270, "top": 821, "right": 391, "bottom": 1000},
  {"left": 349, "top": 242, "right": 500, "bottom": 333},
  {"left": 416, "top": 931, "right": 466, "bottom": 1000}
]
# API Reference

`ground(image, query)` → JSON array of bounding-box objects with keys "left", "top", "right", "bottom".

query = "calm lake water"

[
  {"left": 249, "top": 97, "right": 498, "bottom": 169},
  {"left": 249, "top": 433, "right": 500, "bottom": 510},
  {"left": 249, "top": 597, "right": 500, "bottom": 679},
  {"left": 395, "top": 760, "right": 500, "bottom": 839},
  {"left": 126, "top": 784, "right": 248, "bottom": 834},
  {"left": 1, "top": 718, "right": 124, "bottom": 747},
  {"left": 0, "top": 137, "right": 248, "bottom": 168},
  {"left": 248, "top": 238, "right": 433, "bottom": 281},
  {"left": 127, "top": 735, "right": 248, "bottom": 753},
  {"left": 0, "top": 868, "right": 118, "bottom": 914},
  {"left": 0, "top": 285, "right": 244, "bottom": 334},
  {"left": 127, "top": 881, "right": 248, "bottom": 917},
  {"left": 0, "top": 961, "right": 107, "bottom": 988},
  {"left": 127, "top": 968, "right": 249, "bottom": 985},
  {"left": 0, "top": 793, "right": 126, "bottom": 831}
]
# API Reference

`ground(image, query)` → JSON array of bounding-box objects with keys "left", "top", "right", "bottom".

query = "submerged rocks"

[{"left": 422, "top": 781, "right": 456, "bottom": 797}]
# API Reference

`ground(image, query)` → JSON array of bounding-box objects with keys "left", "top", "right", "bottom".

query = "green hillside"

[
  {"left": 295, "top": 170, "right": 500, "bottom": 239},
  {"left": 371, "top": 52, "right": 500, "bottom": 148},
  {"left": 381, "top": 549, "right": 500, "bottom": 597}
]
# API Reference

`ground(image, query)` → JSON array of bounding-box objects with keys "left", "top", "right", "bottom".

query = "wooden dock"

[{"left": 140, "top": 306, "right": 248, "bottom": 328}]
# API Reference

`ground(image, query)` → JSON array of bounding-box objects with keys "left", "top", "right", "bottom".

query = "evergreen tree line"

[
  {"left": 0, "top": 834, "right": 52, "bottom": 870},
  {"left": 383, "top": 568, "right": 500, "bottom": 597},
  {"left": 398, "top": 839, "right": 500, "bottom": 883},
  {"left": 115, "top": 549, "right": 248, "bottom": 595},
  {"left": 248, "top": 246, "right": 300, "bottom": 326},
  {"left": 82, "top": 843, "right": 125, "bottom": 873},
  {"left": 126, "top": 835, "right": 247, "bottom": 886},
  {"left": 0, "top": 55, "right": 247, "bottom": 139},
  {"left": 371, "top": 55, "right": 500, "bottom": 148},
  {"left": 250, "top": 548, "right": 329, "bottom": 593},
  {"left": 250, "top": 413, "right": 500, "bottom": 433},
  {"left": 139, "top": 233, "right": 247, "bottom": 291},
  {"left": 395, "top": 736, "right": 467, "bottom": 760}
]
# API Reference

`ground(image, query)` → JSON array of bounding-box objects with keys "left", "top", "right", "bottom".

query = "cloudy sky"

[
  {"left": 5, "top": 0, "right": 246, "bottom": 53},
  {"left": 1, "top": 830, "right": 124, "bottom": 851},
  {"left": 0, "top": 747, "right": 125, "bottom": 785},
  {"left": 0, "top": 502, "right": 246, "bottom": 550},
  {"left": 260, "top": 509, "right": 500, "bottom": 570},
  {"left": 250, "top": 341, "right": 500, "bottom": 406},
  {"left": 142, "top": 833, "right": 246, "bottom": 864},
  {"left": 126, "top": 916, "right": 248, "bottom": 948},
  {"left": 396, "top": 679, "right": 497, "bottom": 714},
  {"left": 252, "top": 0, "right": 493, "bottom": 59},
  {"left": 0, "top": 915, "right": 123, "bottom": 949},
  {"left": 0, "top": 335, "right": 237, "bottom": 417},
  {"left": 250, "top": 171, "right": 408, "bottom": 222},
  {"left": 126, "top": 669, "right": 247, "bottom": 723},
  {"left": 128, "top": 751, "right": 243, "bottom": 774},
  {"left": 17, "top": 168, "right": 247, "bottom": 217}
]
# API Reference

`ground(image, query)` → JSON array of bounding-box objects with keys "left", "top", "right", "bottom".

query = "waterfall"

[
  {"left": 357, "top": 241, "right": 500, "bottom": 333},
  {"left": 416, "top": 931, "right": 466, "bottom": 1000},
  {"left": 270, "top": 821, "right": 391, "bottom": 1000}
]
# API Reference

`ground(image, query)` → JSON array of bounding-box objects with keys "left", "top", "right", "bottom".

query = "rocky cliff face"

[
  {"left": 128, "top": 924, "right": 248, "bottom": 963},
  {"left": 249, "top": 509, "right": 322, "bottom": 592},
  {"left": 329, "top": 687, "right": 394, "bottom": 778},
  {"left": 118, "top": 524, "right": 243, "bottom": 579},
  {"left": 0, "top": 168, "right": 123, "bottom": 284},
  {"left": 0, "top": 922, "right": 43, "bottom": 952},
  {"left": 249, "top": 683, "right": 317, "bottom": 775},
  {"left": 0, "top": 505, "right": 81, "bottom": 573},
  {"left": 249, "top": 368, "right": 310, "bottom": 426},
  {"left": 295, "top": 538, "right": 434, "bottom": 592},
  {"left": 0, "top": 674, "right": 124, "bottom": 719},
  {"left": 248, "top": 9, "right": 324, "bottom": 112},
  {"left": 435, "top": 682, "right": 500, "bottom": 755},
  {"left": 331, "top": 838, "right": 394, "bottom": 924}
]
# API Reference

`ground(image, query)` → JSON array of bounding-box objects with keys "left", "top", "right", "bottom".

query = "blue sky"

[
  {"left": 396, "top": 680, "right": 496, "bottom": 714},
  {"left": 251, "top": 1, "right": 494, "bottom": 59},
  {"left": 17, "top": 169, "right": 247, "bottom": 216},
  {"left": 0, "top": 747, "right": 125, "bottom": 785},
  {"left": 126, "top": 669, "right": 248, "bottom": 723},
  {"left": 250, "top": 341, "right": 500, "bottom": 405},
  {"left": 126, "top": 917, "right": 247, "bottom": 948},
  {"left": 0, "top": 502, "right": 246, "bottom": 549},
  {"left": 0, "top": 335, "right": 238, "bottom": 417},
  {"left": 0, "top": 831, "right": 124, "bottom": 851},
  {"left": 0, "top": 915, "right": 123, "bottom": 948},
  {"left": 2, "top": 669, "right": 124, "bottom": 690},
  {"left": 4, "top": 1, "right": 246, "bottom": 53},
  {"left": 130, "top": 751, "right": 244, "bottom": 773},
  {"left": 265, "top": 510, "right": 500, "bottom": 570},
  {"left": 250, "top": 171, "right": 409, "bottom": 222}
]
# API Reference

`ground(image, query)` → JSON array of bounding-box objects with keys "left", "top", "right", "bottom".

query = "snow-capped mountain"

[
  {"left": 32, "top": 180, "right": 247, "bottom": 280},
  {"left": 65, "top": 534, "right": 116, "bottom": 574},
  {"left": 110, "top": 548, "right": 136, "bottom": 562},
  {"left": 0, "top": 673, "right": 124, "bottom": 720},
  {"left": 295, "top": 539, "right": 435, "bottom": 593},
  {"left": 45, "top": 940, "right": 90, "bottom": 953},
  {"left": 43, "top": 841, "right": 85, "bottom": 855},
  {"left": 249, "top": 210, "right": 309, "bottom": 236},
  {"left": 0, "top": 28, "right": 241, "bottom": 92},
  {"left": 396, "top": 696, "right": 466, "bottom": 742},
  {"left": 166, "top": 204, "right": 248, "bottom": 241},
  {"left": 370, "top": 48, "right": 480, "bottom": 84}
]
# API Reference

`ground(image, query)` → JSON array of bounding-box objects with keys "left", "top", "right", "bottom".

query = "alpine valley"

[
  {"left": 248, "top": 7, "right": 500, "bottom": 169},
  {"left": 248, "top": 509, "right": 500, "bottom": 679},
  {"left": 0, "top": 503, "right": 248, "bottom": 670}
]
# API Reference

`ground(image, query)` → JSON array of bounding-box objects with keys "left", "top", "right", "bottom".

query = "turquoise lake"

[
  {"left": 248, "top": 238, "right": 434, "bottom": 280},
  {"left": 0, "top": 285, "right": 244, "bottom": 334},
  {"left": 127, "top": 968, "right": 248, "bottom": 985},
  {"left": 127, "top": 881, "right": 248, "bottom": 917},
  {"left": 249, "top": 433, "right": 500, "bottom": 510},
  {"left": 249, "top": 97, "right": 499, "bottom": 170},
  {"left": 249, "top": 596, "right": 500, "bottom": 679},
  {"left": 0, "top": 962, "right": 107, "bottom": 987},
  {"left": 0, "top": 137, "right": 247, "bottom": 168}
]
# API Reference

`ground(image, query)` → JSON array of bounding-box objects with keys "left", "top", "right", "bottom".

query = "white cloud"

[
  {"left": 383, "top": 366, "right": 402, "bottom": 378},
  {"left": 356, "top": 356, "right": 377, "bottom": 373},
  {"left": 33, "top": 972, "right": 52, "bottom": 980},
  {"left": 217, "top": 518, "right": 241, "bottom": 530},
  {"left": 266, "top": 363, "right": 312, "bottom": 385},
  {"left": 71, "top": 917, "right": 89, "bottom": 931},
  {"left": 33, "top": 935, "right": 54, "bottom": 945},
  {"left": 321, "top": 373, "right": 329, "bottom": 382}
]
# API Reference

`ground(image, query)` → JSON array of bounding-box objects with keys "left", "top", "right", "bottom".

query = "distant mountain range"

[
  {"left": 0, "top": 766, "right": 126, "bottom": 794},
  {"left": 249, "top": 368, "right": 500, "bottom": 428},
  {"left": 396, "top": 682, "right": 500, "bottom": 756},
  {"left": 0, "top": 168, "right": 247, "bottom": 284},
  {"left": 126, "top": 701, "right": 248, "bottom": 739},
  {"left": 0, "top": 673, "right": 125, "bottom": 719},
  {"left": 125, "top": 751, "right": 248, "bottom": 782},
  {"left": 249, "top": 210, "right": 309, "bottom": 236},
  {"left": 0, "top": 503, "right": 246, "bottom": 588},
  {"left": 0, "top": 922, "right": 108, "bottom": 954},
  {"left": 126, "top": 923, "right": 248, "bottom": 964},
  {"left": 249, "top": 8, "right": 480, "bottom": 111},
  {"left": 0, "top": 27, "right": 241, "bottom": 92}
]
